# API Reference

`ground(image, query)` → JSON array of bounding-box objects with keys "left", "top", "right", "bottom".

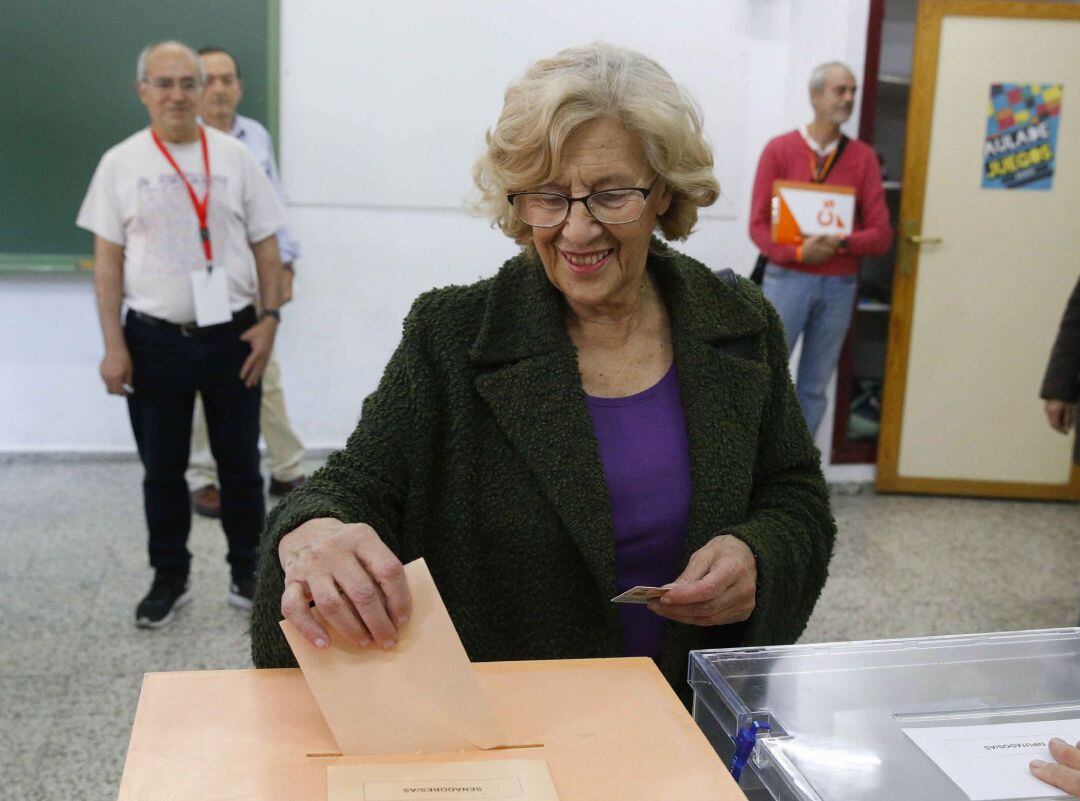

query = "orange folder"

[
  {"left": 116, "top": 660, "right": 748, "bottom": 801},
  {"left": 771, "top": 179, "right": 855, "bottom": 245}
]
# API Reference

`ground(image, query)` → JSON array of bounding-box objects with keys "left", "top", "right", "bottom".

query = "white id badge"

[{"left": 190, "top": 266, "right": 232, "bottom": 327}]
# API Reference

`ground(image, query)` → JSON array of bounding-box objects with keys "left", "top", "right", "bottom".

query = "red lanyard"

[
  {"left": 151, "top": 125, "right": 213, "bottom": 270},
  {"left": 808, "top": 147, "right": 839, "bottom": 183}
]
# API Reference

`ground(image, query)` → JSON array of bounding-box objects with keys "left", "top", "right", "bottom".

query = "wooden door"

[{"left": 877, "top": 0, "right": 1080, "bottom": 499}]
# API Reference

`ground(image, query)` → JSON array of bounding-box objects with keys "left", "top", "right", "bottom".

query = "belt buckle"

[{"left": 180, "top": 322, "right": 198, "bottom": 337}]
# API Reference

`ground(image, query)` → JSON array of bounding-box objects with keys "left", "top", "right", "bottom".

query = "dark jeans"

[{"left": 124, "top": 307, "right": 264, "bottom": 579}]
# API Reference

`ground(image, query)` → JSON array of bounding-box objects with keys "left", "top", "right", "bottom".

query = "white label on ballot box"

[
  {"left": 327, "top": 759, "right": 559, "bottom": 801},
  {"left": 903, "top": 719, "right": 1080, "bottom": 800},
  {"left": 190, "top": 266, "right": 232, "bottom": 327}
]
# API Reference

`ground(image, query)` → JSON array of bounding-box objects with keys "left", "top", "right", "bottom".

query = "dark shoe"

[
  {"left": 136, "top": 573, "right": 192, "bottom": 628},
  {"left": 191, "top": 485, "right": 221, "bottom": 518},
  {"left": 228, "top": 576, "right": 256, "bottom": 611},
  {"left": 268, "top": 475, "right": 306, "bottom": 497}
]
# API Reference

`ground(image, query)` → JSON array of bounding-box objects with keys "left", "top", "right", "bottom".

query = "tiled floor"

[
  {"left": 801, "top": 489, "right": 1080, "bottom": 643},
  {"left": 1, "top": 457, "right": 257, "bottom": 801},
  {"left": 1, "top": 456, "right": 1077, "bottom": 800}
]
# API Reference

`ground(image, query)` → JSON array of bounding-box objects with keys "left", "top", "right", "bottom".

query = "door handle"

[{"left": 897, "top": 219, "right": 941, "bottom": 276}]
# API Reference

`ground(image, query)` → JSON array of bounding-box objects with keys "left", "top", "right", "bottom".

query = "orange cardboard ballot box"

[
  {"left": 116, "top": 659, "right": 748, "bottom": 801},
  {"left": 771, "top": 179, "right": 855, "bottom": 245}
]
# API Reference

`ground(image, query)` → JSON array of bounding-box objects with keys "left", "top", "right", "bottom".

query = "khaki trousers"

[{"left": 186, "top": 351, "right": 304, "bottom": 488}]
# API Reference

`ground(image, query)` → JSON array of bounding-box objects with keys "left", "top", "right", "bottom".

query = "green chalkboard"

[{"left": 0, "top": 0, "right": 277, "bottom": 271}]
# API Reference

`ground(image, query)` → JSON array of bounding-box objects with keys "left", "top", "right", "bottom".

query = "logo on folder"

[{"left": 771, "top": 180, "right": 855, "bottom": 245}]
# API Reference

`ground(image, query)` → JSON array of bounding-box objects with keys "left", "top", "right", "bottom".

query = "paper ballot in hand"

[
  {"left": 611, "top": 586, "right": 669, "bottom": 605},
  {"left": 280, "top": 558, "right": 508, "bottom": 756}
]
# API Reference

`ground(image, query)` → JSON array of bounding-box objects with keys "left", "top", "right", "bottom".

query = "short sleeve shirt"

[{"left": 76, "top": 126, "right": 286, "bottom": 323}]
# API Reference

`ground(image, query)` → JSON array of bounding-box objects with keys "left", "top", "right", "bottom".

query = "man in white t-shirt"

[{"left": 77, "top": 41, "right": 286, "bottom": 628}]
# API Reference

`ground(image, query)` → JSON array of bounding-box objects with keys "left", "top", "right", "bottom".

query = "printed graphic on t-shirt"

[{"left": 135, "top": 172, "right": 230, "bottom": 277}]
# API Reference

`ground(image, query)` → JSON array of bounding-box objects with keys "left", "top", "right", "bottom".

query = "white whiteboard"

[{"left": 280, "top": 0, "right": 749, "bottom": 217}]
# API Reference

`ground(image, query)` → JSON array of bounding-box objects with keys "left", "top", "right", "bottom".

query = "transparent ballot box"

[{"left": 689, "top": 629, "right": 1080, "bottom": 801}]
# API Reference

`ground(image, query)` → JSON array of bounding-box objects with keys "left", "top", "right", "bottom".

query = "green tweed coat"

[{"left": 251, "top": 241, "right": 835, "bottom": 705}]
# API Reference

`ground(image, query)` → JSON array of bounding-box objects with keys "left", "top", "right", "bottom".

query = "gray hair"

[
  {"left": 809, "top": 61, "right": 854, "bottom": 94},
  {"left": 473, "top": 41, "right": 719, "bottom": 251},
  {"left": 136, "top": 41, "right": 205, "bottom": 84}
]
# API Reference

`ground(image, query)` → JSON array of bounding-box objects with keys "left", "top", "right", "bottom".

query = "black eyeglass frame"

[{"left": 506, "top": 174, "right": 660, "bottom": 228}]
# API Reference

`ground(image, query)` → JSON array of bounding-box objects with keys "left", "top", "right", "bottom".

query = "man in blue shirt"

[{"left": 187, "top": 46, "right": 306, "bottom": 521}]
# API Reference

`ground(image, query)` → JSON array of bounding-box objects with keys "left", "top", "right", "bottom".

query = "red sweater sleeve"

[
  {"left": 749, "top": 139, "right": 798, "bottom": 265},
  {"left": 846, "top": 150, "right": 893, "bottom": 257}
]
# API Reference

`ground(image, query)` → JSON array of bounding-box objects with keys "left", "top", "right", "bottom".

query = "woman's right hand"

[{"left": 278, "top": 518, "right": 412, "bottom": 650}]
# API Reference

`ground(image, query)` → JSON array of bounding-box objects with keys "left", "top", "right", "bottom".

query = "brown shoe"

[
  {"left": 268, "top": 475, "right": 306, "bottom": 497},
  {"left": 191, "top": 485, "right": 221, "bottom": 518}
]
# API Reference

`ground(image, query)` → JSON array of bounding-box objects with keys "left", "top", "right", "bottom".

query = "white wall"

[{"left": 0, "top": 0, "right": 871, "bottom": 481}]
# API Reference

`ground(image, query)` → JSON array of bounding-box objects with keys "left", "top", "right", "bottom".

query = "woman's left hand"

[{"left": 647, "top": 534, "right": 757, "bottom": 626}]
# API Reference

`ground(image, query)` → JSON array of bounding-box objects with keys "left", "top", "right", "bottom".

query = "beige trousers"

[{"left": 186, "top": 351, "right": 304, "bottom": 488}]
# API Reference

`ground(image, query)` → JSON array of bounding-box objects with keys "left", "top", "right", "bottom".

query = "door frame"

[
  {"left": 875, "top": 0, "right": 1080, "bottom": 500},
  {"left": 830, "top": 0, "right": 886, "bottom": 465}
]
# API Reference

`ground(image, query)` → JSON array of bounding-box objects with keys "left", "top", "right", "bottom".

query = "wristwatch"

[{"left": 262, "top": 308, "right": 281, "bottom": 323}]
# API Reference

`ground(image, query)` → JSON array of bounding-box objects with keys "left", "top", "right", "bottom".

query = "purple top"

[{"left": 586, "top": 363, "right": 692, "bottom": 660}]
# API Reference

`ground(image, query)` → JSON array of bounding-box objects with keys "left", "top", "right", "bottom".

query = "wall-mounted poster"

[{"left": 983, "top": 83, "right": 1062, "bottom": 191}]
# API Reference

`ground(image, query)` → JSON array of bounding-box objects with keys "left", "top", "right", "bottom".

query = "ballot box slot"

[{"left": 894, "top": 699, "right": 1080, "bottom": 725}]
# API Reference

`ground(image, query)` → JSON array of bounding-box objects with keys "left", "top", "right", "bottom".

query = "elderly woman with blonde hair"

[{"left": 250, "top": 42, "right": 834, "bottom": 702}]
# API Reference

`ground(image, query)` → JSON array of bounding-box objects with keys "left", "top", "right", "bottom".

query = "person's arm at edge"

[
  {"left": 93, "top": 236, "right": 132, "bottom": 395},
  {"left": 1041, "top": 275, "right": 1080, "bottom": 403},
  {"left": 1041, "top": 275, "right": 1080, "bottom": 433},
  {"left": 749, "top": 140, "right": 800, "bottom": 266},
  {"left": 843, "top": 148, "right": 893, "bottom": 257},
  {"left": 251, "top": 374, "right": 410, "bottom": 666},
  {"left": 713, "top": 282, "right": 836, "bottom": 644}
]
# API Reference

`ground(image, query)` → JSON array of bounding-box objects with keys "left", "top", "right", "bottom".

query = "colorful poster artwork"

[{"left": 983, "top": 83, "right": 1062, "bottom": 191}]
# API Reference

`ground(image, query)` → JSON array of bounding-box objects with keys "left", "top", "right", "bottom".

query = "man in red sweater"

[{"left": 749, "top": 62, "right": 893, "bottom": 436}]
